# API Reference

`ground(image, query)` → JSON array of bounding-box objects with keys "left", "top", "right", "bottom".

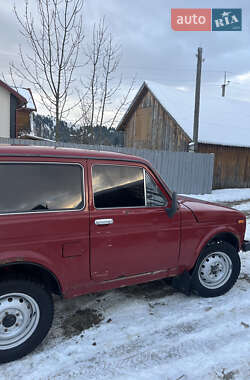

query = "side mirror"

[{"left": 165, "top": 191, "right": 178, "bottom": 218}]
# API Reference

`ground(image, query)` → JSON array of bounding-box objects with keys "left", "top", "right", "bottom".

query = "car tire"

[
  {"left": 191, "top": 241, "right": 241, "bottom": 297},
  {"left": 0, "top": 276, "right": 54, "bottom": 363}
]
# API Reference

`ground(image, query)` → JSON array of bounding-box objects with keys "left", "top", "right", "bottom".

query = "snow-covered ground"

[
  {"left": 188, "top": 188, "right": 250, "bottom": 204},
  {"left": 1, "top": 190, "right": 250, "bottom": 380}
]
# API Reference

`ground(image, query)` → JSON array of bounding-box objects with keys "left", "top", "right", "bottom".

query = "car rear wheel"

[
  {"left": 0, "top": 277, "right": 53, "bottom": 363},
  {"left": 191, "top": 242, "right": 241, "bottom": 297}
]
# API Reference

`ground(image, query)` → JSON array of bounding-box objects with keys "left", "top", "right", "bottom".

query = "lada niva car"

[{"left": 0, "top": 145, "right": 249, "bottom": 363}]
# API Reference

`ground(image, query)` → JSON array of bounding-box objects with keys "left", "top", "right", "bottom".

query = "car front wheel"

[
  {"left": 0, "top": 277, "right": 53, "bottom": 363},
  {"left": 191, "top": 241, "right": 241, "bottom": 297}
]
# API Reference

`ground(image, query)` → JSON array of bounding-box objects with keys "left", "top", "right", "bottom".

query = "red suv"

[{"left": 0, "top": 145, "right": 249, "bottom": 363}]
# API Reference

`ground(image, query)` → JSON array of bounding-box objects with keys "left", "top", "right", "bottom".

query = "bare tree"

[
  {"left": 87, "top": 18, "right": 106, "bottom": 128},
  {"left": 11, "top": 0, "right": 84, "bottom": 140},
  {"left": 78, "top": 18, "right": 134, "bottom": 130}
]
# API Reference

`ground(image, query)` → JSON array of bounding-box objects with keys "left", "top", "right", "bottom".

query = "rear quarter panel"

[{"left": 0, "top": 156, "right": 90, "bottom": 296}]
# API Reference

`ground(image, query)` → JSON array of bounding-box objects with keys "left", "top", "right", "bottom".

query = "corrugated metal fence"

[{"left": 0, "top": 137, "right": 214, "bottom": 194}]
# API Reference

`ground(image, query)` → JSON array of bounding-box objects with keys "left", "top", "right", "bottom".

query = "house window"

[
  {"left": 0, "top": 163, "right": 84, "bottom": 214},
  {"left": 141, "top": 93, "right": 151, "bottom": 108}
]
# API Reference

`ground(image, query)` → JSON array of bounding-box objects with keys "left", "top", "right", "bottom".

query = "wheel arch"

[
  {"left": 0, "top": 262, "right": 62, "bottom": 296},
  {"left": 207, "top": 232, "right": 239, "bottom": 251},
  {"left": 191, "top": 231, "right": 240, "bottom": 272}
]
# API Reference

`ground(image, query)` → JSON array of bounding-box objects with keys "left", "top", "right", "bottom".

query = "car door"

[{"left": 89, "top": 160, "right": 181, "bottom": 281}]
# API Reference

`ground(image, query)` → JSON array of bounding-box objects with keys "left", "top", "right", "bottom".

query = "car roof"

[{"left": 0, "top": 145, "right": 150, "bottom": 166}]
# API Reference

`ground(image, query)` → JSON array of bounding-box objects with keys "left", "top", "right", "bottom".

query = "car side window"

[
  {"left": 145, "top": 172, "right": 167, "bottom": 207},
  {"left": 0, "top": 163, "right": 84, "bottom": 214},
  {"left": 92, "top": 164, "right": 167, "bottom": 209},
  {"left": 92, "top": 164, "right": 145, "bottom": 208}
]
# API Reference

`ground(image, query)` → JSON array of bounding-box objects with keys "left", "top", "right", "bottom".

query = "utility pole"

[
  {"left": 193, "top": 47, "right": 203, "bottom": 153},
  {"left": 221, "top": 71, "right": 230, "bottom": 97}
]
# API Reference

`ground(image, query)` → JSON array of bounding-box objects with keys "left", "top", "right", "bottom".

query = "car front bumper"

[{"left": 242, "top": 241, "right": 250, "bottom": 252}]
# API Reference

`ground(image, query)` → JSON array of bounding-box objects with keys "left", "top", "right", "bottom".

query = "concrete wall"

[{"left": 0, "top": 86, "right": 10, "bottom": 138}]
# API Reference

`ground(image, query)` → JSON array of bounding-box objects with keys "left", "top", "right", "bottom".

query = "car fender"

[{"left": 192, "top": 225, "right": 240, "bottom": 268}]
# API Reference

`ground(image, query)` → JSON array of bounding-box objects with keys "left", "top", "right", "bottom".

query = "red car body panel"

[
  {"left": 88, "top": 159, "right": 181, "bottom": 281},
  {"left": 0, "top": 146, "right": 247, "bottom": 298}
]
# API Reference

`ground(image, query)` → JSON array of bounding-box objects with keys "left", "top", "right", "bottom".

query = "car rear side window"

[
  {"left": 0, "top": 163, "right": 84, "bottom": 214},
  {"left": 92, "top": 164, "right": 145, "bottom": 208}
]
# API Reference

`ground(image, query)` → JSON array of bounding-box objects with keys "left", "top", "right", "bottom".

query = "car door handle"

[{"left": 95, "top": 218, "right": 114, "bottom": 225}]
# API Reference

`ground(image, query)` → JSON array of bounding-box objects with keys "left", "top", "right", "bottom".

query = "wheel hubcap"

[
  {"left": 2, "top": 314, "right": 17, "bottom": 328},
  {"left": 198, "top": 251, "right": 232, "bottom": 289},
  {"left": 0, "top": 293, "right": 40, "bottom": 350}
]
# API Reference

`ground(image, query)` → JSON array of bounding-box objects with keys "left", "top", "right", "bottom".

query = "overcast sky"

[{"left": 1, "top": 0, "right": 250, "bottom": 122}]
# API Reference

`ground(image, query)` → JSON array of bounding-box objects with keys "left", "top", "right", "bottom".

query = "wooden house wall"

[
  {"left": 16, "top": 109, "right": 31, "bottom": 137},
  {"left": 124, "top": 89, "right": 190, "bottom": 151},
  {"left": 198, "top": 143, "right": 250, "bottom": 189}
]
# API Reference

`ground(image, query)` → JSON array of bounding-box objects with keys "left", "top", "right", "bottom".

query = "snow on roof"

[
  {"left": 145, "top": 80, "right": 250, "bottom": 148},
  {"left": 16, "top": 88, "right": 36, "bottom": 110}
]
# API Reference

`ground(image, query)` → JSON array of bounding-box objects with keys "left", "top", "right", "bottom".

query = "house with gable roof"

[
  {"left": 0, "top": 80, "right": 37, "bottom": 139},
  {"left": 117, "top": 80, "right": 250, "bottom": 189}
]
